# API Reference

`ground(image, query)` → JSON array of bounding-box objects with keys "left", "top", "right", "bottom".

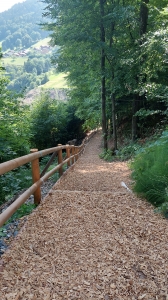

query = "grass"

[
  {"left": 42, "top": 72, "right": 69, "bottom": 89},
  {"left": 0, "top": 156, "right": 60, "bottom": 205},
  {"left": 130, "top": 130, "right": 168, "bottom": 216},
  {"left": 29, "top": 37, "right": 51, "bottom": 49},
  {"left": 5, "top": 203, "right": 37, "bottom": 224},
  {"left": 3, "top": 56, "right": 27, "bottom": 66},
  {"left": 2, "top": 37, "right": 51, "bottom": 67},
  {"left": 1, "top": 38, "right": 68, "bottom": 90}
]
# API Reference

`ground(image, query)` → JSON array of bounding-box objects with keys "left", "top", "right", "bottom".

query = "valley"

[{"left": 0, "top": 0, "right": 68, "bottom": 102}]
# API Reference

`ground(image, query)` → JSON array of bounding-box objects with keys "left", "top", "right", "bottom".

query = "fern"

[{"left": 131, "top": 130, "right": 168, "bottom": 213}]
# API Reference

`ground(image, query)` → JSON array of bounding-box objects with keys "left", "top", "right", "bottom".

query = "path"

[{"left": 0, "top": 131, "right": 168, "bottom": 299}]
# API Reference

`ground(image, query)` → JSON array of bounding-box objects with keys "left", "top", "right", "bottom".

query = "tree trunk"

[
  {"left": 100, "top": 0, "right": 107, "bottom": 150},
  {"left": 111, "top": 93, "right": 117, "bottom": 150},
  {"left": 131, "top": 0, "right": 149, "bottom": 141},
  {"left": 132, "top": 97, "right": 138, "bottom": 141},
  {"left": 140, "top": 0, "right": 149, "bottom": 36}
]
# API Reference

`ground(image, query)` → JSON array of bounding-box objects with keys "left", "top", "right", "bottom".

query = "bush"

[
  {"left": 6, "top": 203, "right": 36, "bottom": 224},
  {"left": 131, "top": 130, "right": 168, "bottom": 213},
  {"left": 99, "top": 149, "right": 114, "bottom": 162},
  {"left": 0, "top": 166, "right": 32, "bottom": 202},
  {"left": 29, "top": 92, "right": 85, "bottom": 149},
  {"left": 115, "top": 143, "right": 142, "bottom": 161}
]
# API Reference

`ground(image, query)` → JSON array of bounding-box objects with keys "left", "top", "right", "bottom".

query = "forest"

[
  {"left": 0, "top": 0, "right": 168, "bottom": 216},
  {"left": 40, "top": 0, "right": 168, "bottom": 215},
  {"left": 0, "top": 0, "right": 48, "bottom": 50},
  {"left": 0, "top": 0, "right": 55, "bottom": 93},
  {"left": 6, "top": 51, "right": 52, "bottom": 92}
]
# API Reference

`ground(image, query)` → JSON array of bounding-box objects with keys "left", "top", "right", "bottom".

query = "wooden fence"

[{"left": 0, "top": 132, "right": 95, "bottom": 227}]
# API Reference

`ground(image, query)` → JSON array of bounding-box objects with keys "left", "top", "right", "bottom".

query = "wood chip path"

[{"left": 0, "top": 131, "right": 168, "bottom": 300}]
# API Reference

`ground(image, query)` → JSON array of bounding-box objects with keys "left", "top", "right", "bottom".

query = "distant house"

[
  {"left": 40, "top": 45, "right": 50, "bottom": 49},
  {"left": 3, "top": 53, "right": 9, "bottom": 57},
  {"left": 20, "top": 52, "right": 27, "bottom": 56},
  {"left": 41, "top": 49, "right": 50, "bottom": 54}
]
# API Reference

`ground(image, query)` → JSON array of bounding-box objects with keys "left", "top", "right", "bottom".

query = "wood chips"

[{"left": 0, "top": 131, "right": 168, "bottom": 299}]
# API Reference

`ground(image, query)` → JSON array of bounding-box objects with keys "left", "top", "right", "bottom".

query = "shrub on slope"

[{"left": 131, "top": 130, "right": 168, "bottom": 212}]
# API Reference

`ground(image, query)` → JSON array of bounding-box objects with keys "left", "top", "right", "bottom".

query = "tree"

[
  {"left": 41, "top": 73, "right": 49, "bottom": 85},
  {"left": 43, "top": 0, "right": 108, "bottom": 143},
  {"left": 100, "top": 0, "right": 107, "bottom": 149},
  {"left": 31, "top": 31, "right": 41, "bottom": 42},
  {"left": 29, "top": 92, "right": 68, "bottom": 149},
  {"left": 29, "top": 91, "right": 85, "bottom": 149},
  {"left": 15, "top": 38, "right": 22, "bottom": 48},
  {"left": 0, "top": 48, "right": 30, "bottom": 163},
  {"left": 22, "top": 34, "right": 33, "bottom": 48},
  {"left": 42, "top": 0, "right": 168, "bottom": 149},
  {"left": 0, "top": 0, "right": 49, "bottom": 50}
]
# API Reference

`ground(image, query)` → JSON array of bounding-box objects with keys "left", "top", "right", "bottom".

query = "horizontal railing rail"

[{"left": 0, "top": 131, "right": 95, "bottom": 227}]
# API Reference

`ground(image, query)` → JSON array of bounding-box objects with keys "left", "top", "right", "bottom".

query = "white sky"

[{"left": 0, "top": 0, "right": 25, "bottom": 13}]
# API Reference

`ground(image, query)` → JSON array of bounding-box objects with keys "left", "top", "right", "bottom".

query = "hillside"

[
  {"left": 0, "top": 0, "right": 48, "bottom": 51},
  {"left": 0, "top": 0, "right": 69, "bottom": 97},
  {"left": 24, "top": 87, "right": 68, "bottom": 105}
]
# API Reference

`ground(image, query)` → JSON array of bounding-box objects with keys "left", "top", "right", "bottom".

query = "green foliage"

[
  {"left": 0, "top": 0, "right": 48, "bottom": 50},
  {"left": 40, "top": 155, "right": 59, "bottom": 182},
  {"left": 99, "top": 141, "right": 143, "bottom": 162},
  {"left": 6, "top": 203, "right": 36, "bottom": 224},
  {"left": 29, "top": 92, "right": 85, "bottom": 149},
  {"left": 116, "top": 143, "right": 142, "bottom": 161},
  {"left": 0, "top": 53, "right": 30, "bottom": 163},
  {"left": 42, "top": 0, "right": 168, "bottom": 143},
  {"left": 99, "top": 149, "right": 113, "bottom": 162},
  {"left": 0, "top": 179, "right": 5, "bottom": 205},
  {"left": 0, "top": 166, "right": 32, "bottom": 201},
  {"left": 4, "top": 52, "right": 52, "bottom": 93},
  {"left": 0, "top": 50, "right": 31, "bottom": 201},
  {"left": 29, "top": 92, "right": 68, "bottom": 149},
  {"left": 131, "top": 130, "right": 168, "bottom": 214},
  {"left": 0, "top": 91, "right": 30, "bottom": 162}
]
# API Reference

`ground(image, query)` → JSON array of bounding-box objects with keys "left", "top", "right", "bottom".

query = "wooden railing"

[{"left": 0, "top": 132, "right": 95, "bottom": 227}]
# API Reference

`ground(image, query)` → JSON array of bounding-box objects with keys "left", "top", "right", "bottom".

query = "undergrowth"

[
  {"left": 0, "top": 155, "right": 60, "bottom": 205},
  {"left": 0, "top": 203, "right": 36, "bottom": 238},
  {"left": 100, "top": 129, "right": 168, "bottom": 217},
  {"left": 0, "top": 166, "right": 32, "bottom": 205},
  {"left": 99, "top": 149, "right": 114, "bottom": 162},
  {"left": 99, "top": 142, "right": 142, "bottom": 162},
  {"left": 6, "top": 203, "right": 36, "bottom": 224},
  {"left": 131, "top": 130, "right": 168, "bottom": 216}
]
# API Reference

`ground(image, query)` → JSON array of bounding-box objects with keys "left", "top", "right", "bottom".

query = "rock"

[
  {"left": 0, "top": 240, "right": 7, "bottom": 249},
  {"left": 0, "top": 240, "right": 8, "bottom": 256},
  {"left": 13, "top": 231, "right": 18, "bottom": 237}
]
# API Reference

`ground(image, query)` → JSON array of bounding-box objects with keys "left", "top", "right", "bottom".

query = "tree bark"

[
  {"left": 111, "top": 93, "right": 117, "bottom": 150},
  {"left": 109, "top": 21, "right": 117, "bottom": 150},
  {"left": 100, "top": 0, "right": 107, "bottom": 150},
  {"left": 131, "top": 0, "right": 149, "bottom": 141},
  {"left": 140, "top": 0, "right": 149, "bottom": 36},
  {"left": 132, "top": 97, "right": 138, "bottom": 141}
]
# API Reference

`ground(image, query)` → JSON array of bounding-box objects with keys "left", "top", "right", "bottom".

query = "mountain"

[
  {"left": 0, "top": 0, "right": 49, "bottom": 51},
  {"left": 0, "top": 0, "right": 67, "bottom": 97}
]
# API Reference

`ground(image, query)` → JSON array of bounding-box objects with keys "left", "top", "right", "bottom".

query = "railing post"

[
  {"left": 75, "top": 147, "right": 79, "bottom": 161},
  {"left": 57, "top": 144, "right": 63, "bottom": 177},
  {"left": 30, "top": 149, "right": 41, "bottom": 205},
  {"left": 66, "top": 145, "right": 71, "bottom": 167},
  {"left": 71, "top": 146, "right": 75, "bottom": 164}
]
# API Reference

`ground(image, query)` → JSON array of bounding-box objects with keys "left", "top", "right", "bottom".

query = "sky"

[{"left": 0, "top": 0, "right": 25, "bottom": 13}]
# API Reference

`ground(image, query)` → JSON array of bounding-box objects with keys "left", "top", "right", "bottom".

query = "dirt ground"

[{"left": 0, "top": 131, "right": 168, "bottom": 300}]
